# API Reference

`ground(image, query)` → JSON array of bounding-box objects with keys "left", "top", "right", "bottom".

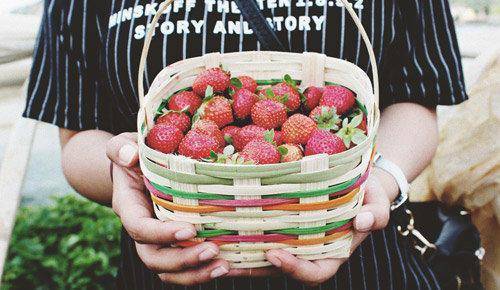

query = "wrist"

[{"left": 371, "top": 167, "right": 400, "bottom": 202}]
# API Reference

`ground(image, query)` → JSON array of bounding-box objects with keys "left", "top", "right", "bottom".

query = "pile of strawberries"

[{"left": 146, "top": 67, "right": 368, "bottom": 165}]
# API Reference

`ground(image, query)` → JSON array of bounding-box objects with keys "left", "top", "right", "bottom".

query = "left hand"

[{"left": 228, "top": 169, "right": 396, "bottom": 286}]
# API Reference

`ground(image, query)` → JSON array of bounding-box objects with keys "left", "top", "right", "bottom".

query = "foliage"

[{"left": 1, "top": 195, "right": 121, "bottom": 290}]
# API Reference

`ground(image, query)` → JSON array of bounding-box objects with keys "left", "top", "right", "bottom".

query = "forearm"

[
  {"left": 373, "top": 103, "right": 439, "bottom": 201},
  {"left": 60, "top": 129, "right": 114, "bottom": 204}
]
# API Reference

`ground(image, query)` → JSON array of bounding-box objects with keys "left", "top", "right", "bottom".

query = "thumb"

[
  {"left": 106, "top": 133, "right": 139, "bottom": 167},
  {"left": 354, "top": 183, "right": 391, "bottom": 233}
]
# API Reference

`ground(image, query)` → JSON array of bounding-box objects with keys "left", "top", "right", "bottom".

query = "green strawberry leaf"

[
  {"left": 265, "top": 88, "right": 275, "bottom": 98},
  {"left": 230, "top": 77, "right": 243, "bottom": 89},
  {"left": 351, "top": 132, "right": 367, "bottom": 145},
  {"left": 283, "top": 74, "right": 296, "bottom": 87},
  {"left": 228, "top": 87, "right": 236, "bottom": 97},
  {"left": 350, "top": 114, "right": 363, "bottom": 128},
  {"left": 281, "top": 93, "right": 290, "bottom": 103},
  {"left": 191, "top": 113, "right": 200, "bottom": 125},
  {"left": 299, "top": 92, "right": 307, "bottom": 103},
  {"left": 205, "top": 86, "right": 214, "bottom": 99},
  {"left": 210, "top": 150, "right": 218, "bottom": 160},
  {"left": 278, "top": 146, "right": 289, "bottom": 156},
  {"left": 355, "top": 99, "right": 368, "bottom": 116},
  {"left": 264, "top": 130, "right": 275, "bottom": 144},
  {"left": 224, "top": 135, "right": 233, "bottom": 144}
]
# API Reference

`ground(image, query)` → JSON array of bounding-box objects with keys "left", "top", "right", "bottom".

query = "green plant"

[{"left": 1, "top": 195, "right": 121, "bottom": 290}]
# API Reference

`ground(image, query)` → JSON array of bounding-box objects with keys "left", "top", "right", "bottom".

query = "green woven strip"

[
  {"left": 150, "top": 181, "right": 233, "bottom": 200},
  {"left": 256, "top": 79, "right": 301, "bottom": 86},
  {"left": 269, "top": 219, "right": 351, "bottom": 235},
  {"left": 355, "top": 98, "right": 368, "bottom": 115},
  {"left": 196, "top": 219, "right": 351, "bottom": 237},
  {"left": 197, "top": 229, "right": 234, "bottom": 238},
  {"left": 266, "top": 176, "right": 358, "bottom": 199}
]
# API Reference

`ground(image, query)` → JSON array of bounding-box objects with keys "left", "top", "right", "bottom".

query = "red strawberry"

[
  {"left": 156, "top": 111, "right": 191, "bottom": 133},
  {"left": 232, "top": 89, "right": 259, "bottom": 119},
  {"left": 146, "top": 124, "right": 183, "bottom": 154},
  {"left": 232, "top": 125, "right": 266, "bottom": 151},
  {"left": 251, "top": 99, "right": 287, "bottom": 130},
  {"left": 192, "top": 119, "right": 225, "bottom": 148},
  {"left": 168, "top": 91, "right": 202, "bottom": 115},
  {"left": 178, "top": 131, "right": 220, "bottom": 160},
  {"left": 192, "top": 67, "right": 231, "bottom": 96},
  {"left": 320, "top": 85, "right": 356, "bottom": 115},
  {"left": 358, "top": 116, "right": 367, "bottom": 133},
  {"left": 198, "top": 95, "right": 234, "bottom": 128},
  {"left": 303, "top": 86, "right": 323, "bottom": 111},
  {"left": 221, "top": 125, "right": 241, "bottom": 144},
  {"left": 240, "top": 140, "right": 281, "bottom": 165},
  {"left": 230, "top": 75, "right": 258, "bottom": 93},
  {"left": 309, "top": 106, "right": 341, "bottom": 131},
  {"left": 274, "top": 130, "right": 283, "bottom": 146},
  {"left": 279, "top": 144, "right": 304, "bottom": 163},
  {"left": 266, "top": 82, "right": 301, "bottom": 112},
  {"left": 305, "top": 130, "right": 346, "bottom": 156},
  {"left": 282, "top": 114, "right": 317, "bottom": 145}
]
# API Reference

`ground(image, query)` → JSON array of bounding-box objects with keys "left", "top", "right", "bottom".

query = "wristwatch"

[{"left": 373, "top": 153, "right": 409, "bottom": 211}]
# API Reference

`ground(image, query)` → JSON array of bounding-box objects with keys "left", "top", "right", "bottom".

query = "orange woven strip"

[
  {"left": 150, "top": 194, "right": 235, "bottom": 213},
  {"left": 175, "top": 230, "right": 351, "bottom": 247},
  {"left": 263, "top": 188, "right": 359, "bottom": 211},
  {"left": 279, "top": 229, "right": 351, "bottom": 246}
]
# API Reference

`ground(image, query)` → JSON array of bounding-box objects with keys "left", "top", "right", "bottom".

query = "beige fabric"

[{"left": 409, "top": 51, "right": 500, "bottom": 290}]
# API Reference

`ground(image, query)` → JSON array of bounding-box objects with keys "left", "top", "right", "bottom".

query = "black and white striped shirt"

[{"left": 24, "top": 1, "right": 467, "bottom": 289}]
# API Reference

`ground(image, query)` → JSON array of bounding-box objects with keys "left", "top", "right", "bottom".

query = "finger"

[
  {"left": 158, "top": 259, "right": 230, "bottom": 286},
  {"left": 113, "top": 168, "right": 197, "bottom": 244},
  {"left": 265, "top": 250, "right": 338, "bottom": 285},
  {"left": 106, "top": 133, "right": 139, "bottom": 167},
  {"left": 136, "top": 242, "right": 220, "bottom": 272},
  {"left": 354, "top": 181, "right": 390, "bottom": 233}
]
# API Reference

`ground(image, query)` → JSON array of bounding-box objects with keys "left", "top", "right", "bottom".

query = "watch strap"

[{"left": 373, "top": 153, "right": 409, "bottom": 211}]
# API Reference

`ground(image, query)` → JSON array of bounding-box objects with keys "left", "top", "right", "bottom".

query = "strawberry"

[
  {"left": 230, "top": 75, "right": 258, "bottom": 93},
  {"left": 197, "top": 95, "right": 234, "bottom": 128},
  {"left": 320, "top": 85, "right": 356, "bottom": 115},
  {"left": 192, "top": 67, "right": 231, "bottom": 96},
  {"left": 192, "top": 119, "right": 225, "bottom": 148},
  {"left": 156, "top": 110, "right": 191, "bottom": 133},
  {"left": 309, "top": 106, "right": 341, "bottom": 131},
  {"left": 282, "top": 114, "right": 317, "bottom": 145},
  {"left": 221, "top": 125, "right": 240, "bottom": 144},
  {"left": 178, "top": 131, "right": 220, "bottom": 160},
  {"left": 251, "top": 99, "right": 287, "bottom": 130},
  {"left": 349, "top": 109, "right": 367, "bottom": 133},
  {"left": 336, "top": 116, "right": 367, "bottom": 149},
  {"left": 274, "top": 130, "right": 283, "bottom": 146},
  {"left": 303, "top": 86, "right": 323, "bottom": 111},
  {"left": 146, "top": 124, "right": 183, "bottom": 154},
  {"left": 279, "top": 144, "right": 303, "bottom": 163},
  {"left": 232, "top": 125, "right": 266, "bottom": 151},
  {"left": 232, "top": 89, "right": 259, "bottom": 119},
  {"left": 168, "top": 91, "right": 202, "bottom": 115},
  {"left": 264, "top": 82, "right": 301, "bottom": 112},
  {"left": 305, "top": 130, "right": 346, "bottom": 156},
  {"left": 240, "top": 140, "right": 281, "bottom": 165},
  {"left": 359, "top": 116, "right": 367, "bottom": 133}
]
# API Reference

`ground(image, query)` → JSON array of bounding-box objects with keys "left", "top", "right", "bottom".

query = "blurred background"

[{"left": 0, "top": 0, "right": 498, "bottom": 289}]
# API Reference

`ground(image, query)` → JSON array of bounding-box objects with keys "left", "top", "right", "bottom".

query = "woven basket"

[{"left": 137, "top": 0, "right": 380, "bottom": 269}]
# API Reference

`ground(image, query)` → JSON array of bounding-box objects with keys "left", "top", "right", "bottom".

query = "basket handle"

[{"left": 138, "top": 0, "right": 380, "bottom": 114}]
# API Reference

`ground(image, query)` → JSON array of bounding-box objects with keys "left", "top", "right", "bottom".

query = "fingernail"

[
  {"left": 266, "top": 253, "right": 282, "bottom": 267},
  {"left": 119, "top": 144, "right": 137, "bottom": 164},
  {"left": 210, "top": 266, "right": 229, "bottom": 278},
  {"left": 199, "top": 247, "right": 218, "bottom": 262},
  {"left": 355, "top": 212, "right": 375, "bottom": 232},
  {"left": 174, "top": 229, "right": 196, "bottom": 240}
]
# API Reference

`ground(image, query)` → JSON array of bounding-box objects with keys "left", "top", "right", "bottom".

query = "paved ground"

[{"left": 0, "top": 21, "right": 498, "bottom": 205}]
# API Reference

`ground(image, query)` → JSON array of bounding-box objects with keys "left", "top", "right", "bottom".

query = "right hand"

[{"left": 106, "top": 133, "right": 230, "bottom": 286}]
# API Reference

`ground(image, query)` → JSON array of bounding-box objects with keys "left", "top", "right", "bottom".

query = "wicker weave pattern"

[{"left": 137, "top": 0, "right": 380, "bottom": 268}]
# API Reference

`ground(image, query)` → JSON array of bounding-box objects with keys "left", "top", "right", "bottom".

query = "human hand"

[
  {"left": 106, "top": 133, "right": 230, "bottom": 285},
  {"left": 229, "top": 169, "right": 395, "bottom": 286}
]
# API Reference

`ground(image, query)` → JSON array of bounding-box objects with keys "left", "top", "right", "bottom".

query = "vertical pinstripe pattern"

[{"left": 25, "top": 1, "right": 465, "bottom": 288}]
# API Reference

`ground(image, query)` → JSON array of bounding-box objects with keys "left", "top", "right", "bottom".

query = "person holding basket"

[{"left": 24, "top": 0, "right": 470, "bottom": 289}]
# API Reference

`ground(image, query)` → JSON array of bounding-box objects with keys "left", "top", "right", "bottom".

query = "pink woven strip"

[
  {"left": 144, "top": 179, "right": 174, "bottom": 201},
  {"left": 330, "top": 169, "right": 370, "bottom": 198},
  {"left": 208, "top": 233, "right": 291, "bottom": 243},
  {"left": 201, "top": 198, "right": 296, "bottom": 207}
]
